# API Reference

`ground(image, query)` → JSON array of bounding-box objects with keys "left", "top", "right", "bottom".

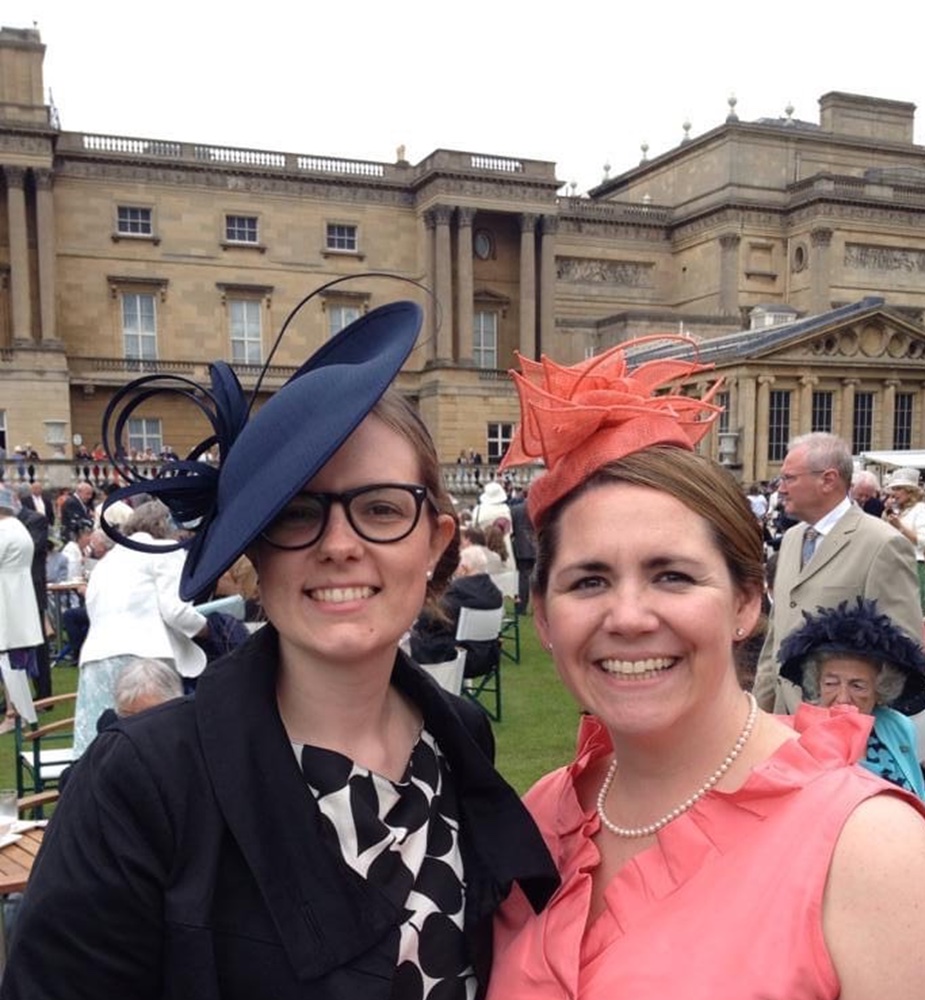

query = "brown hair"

[
  {"left": 369, "top": 389, "right": 459, "bottom": 610},
  {"left": 533, "top": 446, "right": 764, "bottom": 600}
]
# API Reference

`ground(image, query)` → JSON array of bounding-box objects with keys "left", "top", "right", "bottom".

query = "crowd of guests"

[{"left": 0, "top": 475, "right": 259, "bottom": 745}]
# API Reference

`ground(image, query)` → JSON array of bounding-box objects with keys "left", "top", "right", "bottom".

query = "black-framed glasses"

[{"left": 261, "top": 483, "right": 432, "bottom": 549}]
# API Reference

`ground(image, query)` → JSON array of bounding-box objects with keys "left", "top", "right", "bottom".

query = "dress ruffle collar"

[{"left": 542, "top": 704, "right": 875, "bottom": 943}]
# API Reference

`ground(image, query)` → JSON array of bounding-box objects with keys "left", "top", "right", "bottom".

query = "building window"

[
  {"left": 715, "top": 391, "right": 730, "bottom": 434},
  {"left": 117, "top": 206, "right": 153, "bottom": 236},
  {"left": 328, "top": 304, "right": 361, "bottom": 338},
  {"left": 325, "top": 223, "right": 358, "bottom": 252},
  {"left": 894, "top": 392, "right": 914, "bottom": 450},
  {"left": 229, "top": 299, "right": 262, "bottom": 364},
  {"left": 122, "top": 293, "right": 158, "bottom": 361},
  {"left": 0, "top": 408, "right": 7, "bottom": 454},
  {"left": 127, "top": 417, "right": 163, "bottom": 458},
  {"left": 852, "top": 392, "right": 874, "bottom": 454},
  {"left": 487, "top": 422, "right": 514, "bottom": 463},
  {"left": 473, "top": 311, "right": 498, "bottom": 369},
  {"left": 767, "top": 390, "right": 791, "bottom": 462},
  {"left": 225, "top": 215, "right": 259, "bottom": 244},
  {"left": 811, "top": 391, "right": 834, "bottom": 433}
]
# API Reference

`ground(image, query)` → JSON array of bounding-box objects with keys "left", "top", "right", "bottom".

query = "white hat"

[
  {"left": 479, "top": 481, "right": 508, "bottom": 505},
  {"left": 887, "top": 467, "right": 922, "bottom": 490}
]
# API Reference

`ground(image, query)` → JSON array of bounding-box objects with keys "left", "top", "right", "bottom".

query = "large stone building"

[{"left": 3, "top": 24, "right": 925, "bottom": 486}]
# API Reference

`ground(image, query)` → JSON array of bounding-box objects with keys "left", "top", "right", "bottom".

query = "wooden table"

[
  {"left": 0, "top": 828, "right": 45, "bottom": 896},
  {"left": 0, "top": 827, "right": 45, "bottom": 970}
]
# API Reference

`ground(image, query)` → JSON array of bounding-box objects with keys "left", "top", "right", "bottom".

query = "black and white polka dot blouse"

[{"left": 299, "top": 729, "right": 477, "bottom": 1000}]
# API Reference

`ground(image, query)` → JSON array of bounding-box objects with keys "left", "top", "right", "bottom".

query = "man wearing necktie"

[
  {"left": 754, "top": 432, "right": 923, "bottom": 713},
  {"left": 800, "top": 526, "right": 819, "bottom": 569}
]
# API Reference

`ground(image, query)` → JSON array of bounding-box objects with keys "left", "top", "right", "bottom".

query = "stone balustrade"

[{"left": 2, "top": 456, "right": 544, "bottom": 504}]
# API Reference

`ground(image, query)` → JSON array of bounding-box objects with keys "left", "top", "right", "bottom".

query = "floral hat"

[
  {"left": 778, "top": 597, "right": 925, "bottom": 715},
  {"left": 499, "top": 336, "right": 725, "bottom": 526}
]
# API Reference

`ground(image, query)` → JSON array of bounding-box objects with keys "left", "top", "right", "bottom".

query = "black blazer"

[
  {"left": 2, "top": 626, "right": 558, "bottom": 1000},
  {"left": 20, "top": 491, "right": 55, "bottom": 526}
]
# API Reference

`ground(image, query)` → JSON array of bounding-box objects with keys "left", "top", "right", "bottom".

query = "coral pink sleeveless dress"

[{"left": 488, "top": 705, "right": 925, "bottom": 1000}]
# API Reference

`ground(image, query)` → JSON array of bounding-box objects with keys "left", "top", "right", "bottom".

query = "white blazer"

[
  {"left": 0, "top": 516, "right": 43, "bottom": 650},
  {"left": 79, "top": 532, "right": 207, "bottom": 678}
]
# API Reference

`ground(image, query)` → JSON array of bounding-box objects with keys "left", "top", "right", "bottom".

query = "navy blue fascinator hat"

[
  {"left": 778, "top": 597, "right": 925, "bottom": 715},
  {"left": 100, "top": 295, "right": 423, "bottom": 601}
]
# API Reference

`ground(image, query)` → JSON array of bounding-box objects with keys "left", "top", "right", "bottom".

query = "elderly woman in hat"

[
  {"left": 3, "top": 300, "right": 557, "bottom": 999},
  {"left": 883, "top": 465, "right": 925, "bottom": 608},
  {"left": 485, "top": 341, "right": 925, "bottom": 999},
  {"left": 778, "top": 598, "right": 925, "bottom": 797}
]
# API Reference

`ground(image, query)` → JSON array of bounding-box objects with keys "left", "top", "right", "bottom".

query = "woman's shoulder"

[{"left": 824, "top": 792, "right": 925, "bottom": 996}]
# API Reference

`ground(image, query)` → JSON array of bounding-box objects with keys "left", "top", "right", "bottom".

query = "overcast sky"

[{"left": 5, "top": 0, "right": 925, "bottom": 194}]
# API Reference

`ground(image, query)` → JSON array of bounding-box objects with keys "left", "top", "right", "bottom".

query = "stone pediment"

[
  {"left": 626, "top": 298, "right": 925, "bottom": 372},
  {"left": 743, "top": 310, "right": 925, "bottom": 367}
]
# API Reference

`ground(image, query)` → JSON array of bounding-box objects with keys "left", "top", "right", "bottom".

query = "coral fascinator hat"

[
  {"left": 99, "top": 288, "right": 423, "bottom": 601},
  {"left": 499, "top": 337, "right": 725, "bottom": 527}
]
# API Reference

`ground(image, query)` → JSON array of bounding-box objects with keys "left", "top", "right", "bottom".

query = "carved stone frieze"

[
  {"left": 55, "top": 161, "right": 415, "bottom": 207},
  {"left": 844, "top": 243, "right": 925, "bottom": 273},
  {"left": 557, "top": 217, "right": 668, "bottom": 242},
  {"left": 414, "top": 176, "right": 554, "bottom": 204},
  {"left": 804, "top": 327, "right": 925, "bottom": 361},
  {"left": 556, "top": 256, "right": 654, "bottom": 287},
  {"left": 0, "top": 134, "right": 53, "bottom": 156},
  {"left": 791, "top": 202, "right": 925, "bottom": 228}
]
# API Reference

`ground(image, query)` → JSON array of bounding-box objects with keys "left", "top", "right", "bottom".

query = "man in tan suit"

[{"left": 754, "top": 432, "right": 923, "bottom": 712}]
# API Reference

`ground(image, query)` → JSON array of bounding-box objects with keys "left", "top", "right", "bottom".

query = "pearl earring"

[
  {"left": 735, "top": 627, "right": 745, "bottom": 638},
  {"left": 426, "top": 569, "right": 433, "bottom": 581}
]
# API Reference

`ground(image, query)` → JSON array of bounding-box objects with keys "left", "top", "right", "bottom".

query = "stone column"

[
  {"left": 519, "top": 213, "right": 537, "bottom": 360},
  {"left": 810, "top": 228, "right": 834, "bottom": 316},
  {"left": 918, "top": 383, "right": 925, "bottom": 449},
  {"left": 883, "top": 379, "right": 899, "bottom": 450},
  {"left": 718, "top": 233, "right": 740, "bottom": 317},
  {"left": 539, "top": 215, "right": 558, "bottom": 355},
  {"left": 799, "top": 375, "right": 818, "bottom": 435},
  {"left": 841, "top": 377, "right": 858, "bottom": 448},
  {"left": 757, "top": 375, "right": 775, "bottom": 471},
  {"left": 740, "top": 375, "right": 759, "bottom": 480},
  {"left": 4, "top": 166, "right": 32, "bottom": 344},
  {"left": 34, "top": 168, "right": 57, "bottom": 343},
  {"left": 423, "top": 210, "right": 437, "bottom": 361},
  {"left": 433, "top": 205, "right": 454, "bottom": 363},
  {"left": 456, "top": 207, "right": 475, "bottom": 365}
]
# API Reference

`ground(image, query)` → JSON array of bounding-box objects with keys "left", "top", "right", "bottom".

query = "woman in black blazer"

[{"left": 2, "top": 298, "right": 557, "bottom": 1000}]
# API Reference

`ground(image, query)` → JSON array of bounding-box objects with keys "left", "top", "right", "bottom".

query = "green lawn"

[{"left": 1, "top": 619, "right": 580, "bottom": 798}]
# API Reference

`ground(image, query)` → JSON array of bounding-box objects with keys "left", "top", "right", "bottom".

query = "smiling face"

[
  {"left": 534, "top": 483, "right": 760, "bottom": 738},
  {"left": 253, "top": 414, "right": 455, "bottom": 673}
]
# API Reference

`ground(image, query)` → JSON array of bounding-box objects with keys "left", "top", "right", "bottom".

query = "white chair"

[
  {"left": 422, "top": 649, "right": 467, "bottom": 696},
  {"left": 456, "top": 605, "right": 505, "bottom": 720}
]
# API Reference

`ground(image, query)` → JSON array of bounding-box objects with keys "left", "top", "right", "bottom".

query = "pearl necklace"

[{"left": 596, "top": 692, "right": 758, "bottom": 839}]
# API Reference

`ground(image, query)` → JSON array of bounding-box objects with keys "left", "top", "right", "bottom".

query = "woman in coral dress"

[{"left": 487, "top": 340, "right": 925, "bottom": 999}]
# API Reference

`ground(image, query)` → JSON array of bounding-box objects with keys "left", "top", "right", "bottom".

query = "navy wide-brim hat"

[
  {"left": 100, "top": 300, "right": 423, "bottom": 600},
  {"left": 778, "top": 597, "right": 925, "bottom": 715}
]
